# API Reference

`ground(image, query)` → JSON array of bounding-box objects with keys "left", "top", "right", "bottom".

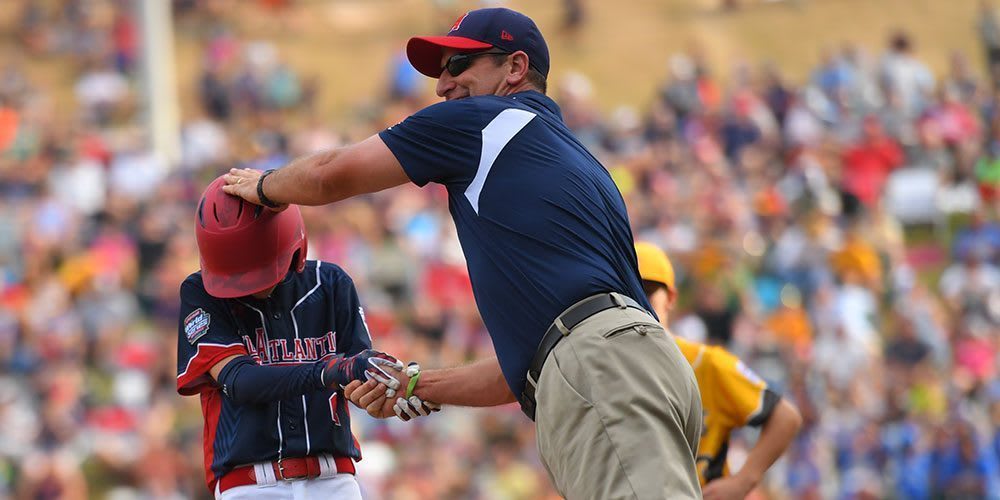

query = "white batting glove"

[
  {"left": 392, "top": 362, "right": 441, "bottom": 421},
  {"left": 393, "top": 396, "right": 442, "bottom": 421},
  {"left": 364, "top": 355, "right": 405, "bottom": 398}
]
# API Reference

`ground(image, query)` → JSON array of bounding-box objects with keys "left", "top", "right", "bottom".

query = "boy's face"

[{"left": 645, "top": 284, "right": 673, "bottom": 327}]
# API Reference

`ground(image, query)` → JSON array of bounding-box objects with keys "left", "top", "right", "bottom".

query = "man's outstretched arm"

[
  {"left": 415, "top": 356, "right": 517, "bottom": 407},
  {"left": 346, "top": 356, "right": 517, "bottom": 418},
  {"left": 222, "top": 135, "right": 410, "bottom": 207}
]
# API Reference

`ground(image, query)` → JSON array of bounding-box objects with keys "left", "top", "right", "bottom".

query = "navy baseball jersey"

[
  {"left": 379, "top": 90, "right": 652, "bottom": 397},
  {"left": 176, "top": 261, "right": 369, "bottom": 490}
]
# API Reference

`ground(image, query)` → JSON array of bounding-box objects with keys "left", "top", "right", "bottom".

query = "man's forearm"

[
  {"left": 414, "top": 357, "right": 517, "bottom": 407},
  {"left": 260, "top": 135, "right": 410, "bottom": 207},
  {"left": 736, "top": 398, "right": 802, "bottom": 486},
  {"left": 262, "top": 148, "right": 346, "bottom": 206}
]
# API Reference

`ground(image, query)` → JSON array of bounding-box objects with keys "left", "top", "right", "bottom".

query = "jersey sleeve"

[
  {"left": 176, "top": 276, "right": 249, "bottom": 396},
  {"left": 331, "top": 268, "right": 373, "bottom": 356},
  {"left": 707, "top": 348, "right": 780, "bottom": 428},
  {"left": 377, "top": 98, "right": 485, "bottom": 187}
]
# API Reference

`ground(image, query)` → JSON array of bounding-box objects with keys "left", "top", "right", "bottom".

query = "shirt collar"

[{"left": 510, "top": 90, "right": 562, "bottom": 119}]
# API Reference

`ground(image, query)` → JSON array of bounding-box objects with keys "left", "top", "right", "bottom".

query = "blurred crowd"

[{"left": 2, "top": 0, "right": 1000, "bottom": 499}]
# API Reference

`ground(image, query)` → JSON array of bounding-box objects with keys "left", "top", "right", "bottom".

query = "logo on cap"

[
  {"left": 450, "top": 12, "right": 468, "bottom": 33},
  {"left": 500, "top": 30, "right": 514, "bottom": 41}
]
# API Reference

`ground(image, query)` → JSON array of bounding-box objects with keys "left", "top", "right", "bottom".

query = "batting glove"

[
  {"left": 320, "top": 349, "right": 404, "bottom": 394},
  {"left": 393, "top": 362, "right": 441, "bottom": 421},
  {"left": 393, "top": 396, "right": 442, "bottom": 421}
]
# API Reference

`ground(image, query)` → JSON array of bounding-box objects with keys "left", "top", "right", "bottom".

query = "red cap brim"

[{"left": 406, "top": 36, "right": 493, "bottom": 78}]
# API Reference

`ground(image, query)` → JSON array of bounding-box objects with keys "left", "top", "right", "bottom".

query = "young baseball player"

[
  {"left": 176, "top": 175, "right": 403, "bottom": 499},
  {"left": 635, "top": 241, "right": 803, "bottom": 500}
]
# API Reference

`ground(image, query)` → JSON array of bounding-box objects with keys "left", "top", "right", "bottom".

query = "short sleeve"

[
  {"left": 708, "top": 348, "right": 779, "bottom": 427},
  {"left": 176, "top": 276, "right": 248, "bottom": 396},
  {"left": 378, "top": 98, "right": 485, "bottom": 187},
  {"left": 330, "top": 268, "right": 373, "bottom": 356}
]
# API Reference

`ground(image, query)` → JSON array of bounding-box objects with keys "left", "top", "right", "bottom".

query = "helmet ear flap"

[{"left": 294, "top": 235, "right": 308, "bottom": 273}]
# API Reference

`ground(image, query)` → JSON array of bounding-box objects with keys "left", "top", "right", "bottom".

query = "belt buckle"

[{"left": 276, "top": 457, "right": 306, "bottom": 482}]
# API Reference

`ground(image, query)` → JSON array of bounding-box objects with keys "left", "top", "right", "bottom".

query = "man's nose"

[{"left": 436, "top": 71, "right": 456, "bottom": 97}]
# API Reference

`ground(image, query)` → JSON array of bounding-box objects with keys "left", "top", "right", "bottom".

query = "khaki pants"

[{"left": 535, "top": 300, "right": 702, "bottom": 500}]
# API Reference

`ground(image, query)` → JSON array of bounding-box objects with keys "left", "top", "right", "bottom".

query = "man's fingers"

[
  {"left": 347, "top": 379, "right": 379, "bottom": 407},
  {"left": 343, "top": 380, "right": 363, "bottom": 400},
  {"left": 227, "top": 167, "right": 257, "bottom": 178},
  {"left": 366, "top": 395, "right": 387, "bottom": 417},
  {"left": 358, "top": 384, "right": 387, "bottom": 408},
  {"left": 223, "top": 170, "right": 255, "bottom": 185},
  {"left": 380, "top": 397, "right": 395, "bottom": 418},
  {"left": 221, "top": 177, "right": 252, "bottom": 197},
  {"left": 220, "top": 169, "right": 271, "bottom": 205}
]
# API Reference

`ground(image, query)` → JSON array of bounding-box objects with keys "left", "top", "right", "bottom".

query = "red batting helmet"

[{"left": 195, "top": 175, "right": 308, "bottom": 298}]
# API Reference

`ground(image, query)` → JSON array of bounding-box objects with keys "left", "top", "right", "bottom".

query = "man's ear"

[
  {"left": 506, "top": 51, "right": 530, "bottom": 85},
  {"left": 666, "top": 287, "right": 678, "bottom": 310}
]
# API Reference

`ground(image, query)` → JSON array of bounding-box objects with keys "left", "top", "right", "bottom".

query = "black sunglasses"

[{"left": 443, "top": 50, "right": 511, "bottom": 77}]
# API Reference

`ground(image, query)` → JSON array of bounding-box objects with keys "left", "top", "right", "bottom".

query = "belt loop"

[
  {"left": 254, "top": 462, "right": 277, "bottom": 487},
  {"left": 317, "top": 455, "right": 337, "bottom": 478},
  {"left": 610, "top": 292, "right": 627, "bottom": 309},
  {"left": 554, "top": 317, "right": 571, "bottom": 336}
]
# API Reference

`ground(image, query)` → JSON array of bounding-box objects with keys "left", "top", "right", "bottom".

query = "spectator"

[
  {"left": 880, "top": 31, "right": 935, "bottom": 118},
  {"left": 840, "top": 115, "right": 904, "bottom": 208},
  {"left": 978, "top": 0, "right": 1000, "bottom": 86}
]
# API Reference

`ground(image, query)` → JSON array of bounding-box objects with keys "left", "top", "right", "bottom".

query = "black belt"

[{"left": 519, "top": 292, "right": 648, "bottom": 420}]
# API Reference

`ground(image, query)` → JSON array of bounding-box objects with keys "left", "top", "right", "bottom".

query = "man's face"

[{"left": 436, "top": 48, "right": 509, "bottom": 101}]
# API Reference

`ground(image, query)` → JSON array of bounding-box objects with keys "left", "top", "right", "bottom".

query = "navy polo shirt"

[{"left": 379, "top": 91, "right": 652, "bottom": 397}]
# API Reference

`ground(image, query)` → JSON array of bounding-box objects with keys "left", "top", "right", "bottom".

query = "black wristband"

[{"left": 256, "top": 169, "right": 281, "bottom": 208}]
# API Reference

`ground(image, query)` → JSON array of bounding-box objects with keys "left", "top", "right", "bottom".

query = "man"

[
  {"left": 223, "top": 8, "right": 702, "bottom": 499},
  {"left": 634, "top": 242, "right": 803, "bottom": 499},
  {"left": 177, "top": 175, "right": 403, "bottom": 499}
]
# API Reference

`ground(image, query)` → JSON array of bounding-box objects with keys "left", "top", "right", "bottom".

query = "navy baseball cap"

[{"left": 407, "top": 8, "right": 550, "bottom": 79}]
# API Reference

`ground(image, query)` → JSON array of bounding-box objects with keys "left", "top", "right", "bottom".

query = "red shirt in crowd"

[{"left": 841, "top": 118, "right": 904, "bottom": 206}]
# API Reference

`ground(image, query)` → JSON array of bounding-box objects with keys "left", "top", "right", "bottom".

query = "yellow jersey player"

[{"left": 635, "top": 242, "right": 802, "bottom": 500}]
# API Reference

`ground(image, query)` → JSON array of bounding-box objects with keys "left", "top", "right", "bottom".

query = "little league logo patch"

[{"left": 185, "top": 308, "right": 211, "bottom": 344}]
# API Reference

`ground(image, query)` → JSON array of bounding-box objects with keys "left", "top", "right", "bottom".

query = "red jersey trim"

[{"left": 177, "top": 343, "right": 248, "bottom": 396}]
